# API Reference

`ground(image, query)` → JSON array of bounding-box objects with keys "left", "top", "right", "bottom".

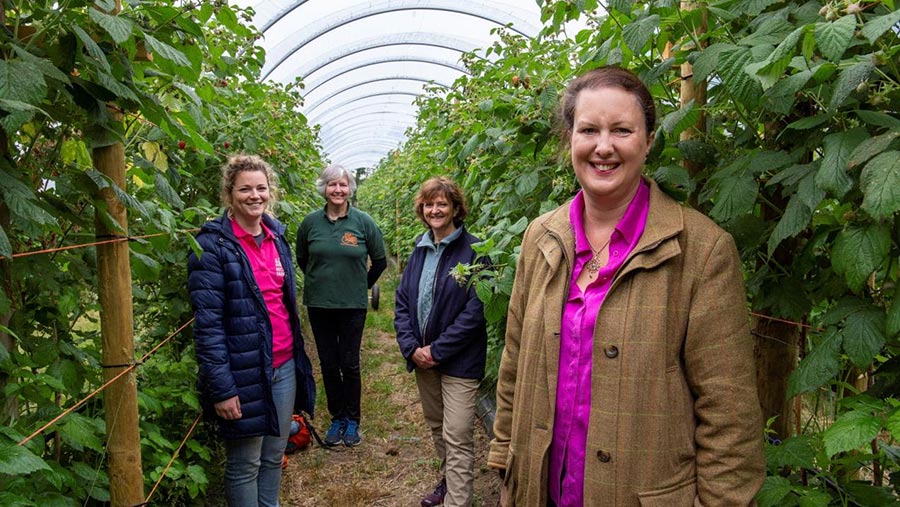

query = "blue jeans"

[{"left": 224, "top": 358, "right": 296, "bottom": 507}]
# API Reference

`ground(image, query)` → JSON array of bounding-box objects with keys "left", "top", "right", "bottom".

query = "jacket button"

[
  {"left": 604, "top": 345, "right": 619, "bottom": 359},
  {"left": 597, "top": 450, "right": 611, "bottom": 462}
]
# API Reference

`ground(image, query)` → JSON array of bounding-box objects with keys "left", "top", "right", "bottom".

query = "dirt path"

[{"left": 280, "top": 320, "right": 501, "bottom": 506}]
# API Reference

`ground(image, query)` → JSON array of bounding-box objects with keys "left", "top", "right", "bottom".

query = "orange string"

[
  {"left": 3, "top": 229, "right": 199, "bottom": 260},
  {"left": 17, "top": 318, "right": 195, "bottom": 446},
  {"left": 142, "top": 412, "right": 203, "bottom": 506}
]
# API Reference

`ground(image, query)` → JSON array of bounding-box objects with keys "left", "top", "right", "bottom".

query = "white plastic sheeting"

[{"left": 232, "top": 0, "right": 543, "bottom": 171}]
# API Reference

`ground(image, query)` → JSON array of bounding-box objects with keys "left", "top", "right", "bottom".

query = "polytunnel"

[{"left": 231, "top": 0, "right": 544, "bottom": 172}]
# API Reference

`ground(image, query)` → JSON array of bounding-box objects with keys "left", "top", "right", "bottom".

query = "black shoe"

[{"left": 421, "top": 478, "right": 446, "bottom": 507}]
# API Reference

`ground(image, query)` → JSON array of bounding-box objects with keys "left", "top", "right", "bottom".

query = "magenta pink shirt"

[
  {"left": 231, "top": 219, "right": 294, "bottom": 368},
  {"left": 549, "top": 181, "right": 649, "bottom": 507}
]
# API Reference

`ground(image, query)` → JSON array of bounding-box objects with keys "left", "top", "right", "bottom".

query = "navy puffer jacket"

[
  {"left": 395, "top": 225, "right": 488, "bottom": 379},
  {"left": 188, "top": 212, "right": 315, "bottom": 439}
]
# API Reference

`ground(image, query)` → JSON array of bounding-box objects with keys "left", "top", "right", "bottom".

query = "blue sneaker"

[
  {"left": 324, "top": 418, "right": 346, "bottom": 446},
  {"left": 343, "top": 420, "right": 361, "bottom": 447}
]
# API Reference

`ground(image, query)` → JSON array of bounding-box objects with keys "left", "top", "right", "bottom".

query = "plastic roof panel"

[{"left": 234, "top": 0, "right": 543, "bottom": 170}]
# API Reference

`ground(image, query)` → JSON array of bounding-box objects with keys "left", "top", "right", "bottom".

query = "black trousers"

[{"left": 307, "top": 307, "right": 367, "bottom": 423}]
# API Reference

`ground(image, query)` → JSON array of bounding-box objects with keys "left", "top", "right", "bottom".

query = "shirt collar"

[
  {"left": 569, "top": 180, "right": 650, "bottom": 253},
  {"left": 230, "top": 217, "right": 272, "bottom": 240},
  {"left": 416, "top": 225, "right": 463, "bottom": 249}
]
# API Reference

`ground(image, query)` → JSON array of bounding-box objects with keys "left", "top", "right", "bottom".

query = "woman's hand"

[
  {"left": 412, "top": 345, "right": 438, "bottom": 369},
  {"left": 214, "top": 396, "right": 242, "bottom": 420}
]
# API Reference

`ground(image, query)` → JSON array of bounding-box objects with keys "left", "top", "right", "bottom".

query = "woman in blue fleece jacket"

[{"left": 395, "top": 176, "right": 488, "bottom": 507}]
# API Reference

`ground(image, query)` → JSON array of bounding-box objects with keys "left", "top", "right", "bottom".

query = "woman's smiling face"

[
  {"left": 230, "top": 170, "right": 269, "bottom": 223},
  {"left": 570, "top": 86, "right": 653, "bottom": 206}
]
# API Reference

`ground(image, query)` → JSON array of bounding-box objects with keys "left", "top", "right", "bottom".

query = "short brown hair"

[
  {"left": 558, "top": 65, "right": 656, "bottom": 144},
  {"left": 414, "top": 176, "right": 468, "bottom": 228}
]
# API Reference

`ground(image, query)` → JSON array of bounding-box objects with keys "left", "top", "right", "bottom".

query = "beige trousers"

[{"left": 415, "top": 368, "right": 480, "bottom": 507}]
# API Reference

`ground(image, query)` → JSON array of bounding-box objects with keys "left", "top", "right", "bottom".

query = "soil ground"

[{"left": 279, "top": 302, "right": 501, "bottom": 507}]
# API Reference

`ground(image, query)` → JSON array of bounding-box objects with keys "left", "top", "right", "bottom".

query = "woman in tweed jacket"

[{"left": 488, "top": 66, "right": 765, "bottom": 507}]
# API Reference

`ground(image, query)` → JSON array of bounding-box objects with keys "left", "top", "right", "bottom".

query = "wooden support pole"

[
  {"left": 94, "top": 105, "right": 144, "bottom": 506},
  {"left": 679, "top": 0, "right": 708, "bottom": 198}
]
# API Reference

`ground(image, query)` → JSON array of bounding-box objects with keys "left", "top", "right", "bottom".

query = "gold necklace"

[{"left": 584, "top": 235, "right": 613, "bottom": 276}]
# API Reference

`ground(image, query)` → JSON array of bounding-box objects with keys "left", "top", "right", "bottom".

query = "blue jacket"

[
  {"left": 188, "top": 213, "right": 316, "bottom": 439},
  {"left": 394, "top": 225, "right": 488, "bottom": 379}
]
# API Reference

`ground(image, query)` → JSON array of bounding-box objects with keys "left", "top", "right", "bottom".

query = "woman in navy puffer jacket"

[{"left": 188, "top": 154, "right": 315, "bottom": 507}]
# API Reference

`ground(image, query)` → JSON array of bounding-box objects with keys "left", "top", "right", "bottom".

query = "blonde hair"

[{"left": 220, "top": 154, "right": 278, "bottom": 215}]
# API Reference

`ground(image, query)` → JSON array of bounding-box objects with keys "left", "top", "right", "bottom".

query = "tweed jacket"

[{"left": 488, "top": 179, "right": 765, "bottom": 507}]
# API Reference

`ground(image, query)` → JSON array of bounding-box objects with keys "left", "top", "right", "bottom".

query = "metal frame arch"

[
  {"left": 260, "top": 0, "right": 538, "bottom": 80},
  {"left": 323, "top": 128, "right": 409, "bottom": 153},
  {"left": 305, "top": 76, "right": 449, "bottom": 116},
  {"left": 308, "top": 100, "right": 418, "bottom": 127},
  {"left": 307, "top": 90, "right": 421, "bottom": 122},
  {"left": 266, "top": 32, "right": 481, "bottom": 82},
  {"left": 328, "top": 144, "right": 402, "bottom": 165},
  {"left": 324, "top": 128, "right": 409, "bottom": 153},
  {"left": 303, "top": 56, "right": 468, "bottom": 97},
  {"left": 318, "top": 111, "right": 417, "bottom": 138}
]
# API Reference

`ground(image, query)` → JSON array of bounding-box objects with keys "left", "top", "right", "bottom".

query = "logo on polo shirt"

[
  {"left": 341, "top": 232, "right": 359, "bottom": 246},
  {"left": 275, "top": 257, "right": 285, "bottom": 277}
]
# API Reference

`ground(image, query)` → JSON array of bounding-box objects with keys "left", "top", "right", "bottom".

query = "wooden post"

[
  {"left": 679, "top": 0, "right": 708, "bottom": 207},
  {"left": 93, "top": 2, "right": 143, "bottom": 498},
  {"left": 94, "top": 104, "right": 144, "bottom": 506}
]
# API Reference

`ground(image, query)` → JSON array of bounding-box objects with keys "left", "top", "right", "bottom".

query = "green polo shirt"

[{"left": 296, "top": 206, "right": 386, "bottom": 309}]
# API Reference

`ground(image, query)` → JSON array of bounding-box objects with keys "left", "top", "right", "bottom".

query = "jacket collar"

[
  {"left": 536, "top": 177, "right": 684, "bottom": 273},
  {"left": 201, "top": 211, "right": 286, "bottom": 238}
]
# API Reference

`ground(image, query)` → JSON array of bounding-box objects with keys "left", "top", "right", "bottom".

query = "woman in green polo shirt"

[{"left": 296, "top": 164, "right": 387, "bottom": 447}]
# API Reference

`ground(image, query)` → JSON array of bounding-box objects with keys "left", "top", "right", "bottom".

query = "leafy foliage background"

[{"left": 360, "top": 0, "right": 900, "bottom": 505}]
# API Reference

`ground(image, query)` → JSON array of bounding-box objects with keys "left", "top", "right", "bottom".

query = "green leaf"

[
  {"left": 72, "top": 25, "right": 111, "bottom": 73},
  {"left": 0, "top": 443, "right": 52, "bottom": 475},
  {"left": 661, "top": 101, "right": 699, "bottom": 137},
  {"left": 741, "top": 0, "right": 783, "bottom": 16},
  {"left": 765, "top": 435, "right": 817, "bottom": 469},
  {"left": 515, "top": 170, "right": 539, "bottom": 197},
  {"left": 143, "top": 34, "right": 191, "bottom": 68},
  {"left": 154, "top": 171, "right": 185, "bottom": 209},
  {"left": 887, "top": 407, "right": 900, "bottom": 440},
  {"left": 816, "top": 128, "right": 868, "bottom": 198},
  {"left": 848, "top": 131, "right": 900, "bottom": 170},
  {"left": 622, "top": 14, "right": 659, "bottom": 54},
  {"left": 843, "top": 308, "right": 886, "bottom": 368},
  {"left": 860, "top": 8, "right": 900, "bottom": 44},
  {"left": 832, "top": 224, "right": 891, "bottom": 293},
  {"left": 58, "top": 413, "right": 104, "bottom": 453},
  {"left": 0, "top": 60, "right": 48, "bottom": 104},
  {"left": 215, "top": 6, "right": 241, "bottom": 33},
  {"left": 11, "top": 47, "right": 69, "bottom": 83},
  {"left": 88, "top": 8, "right": 133, "bottom": 43},
  {"left": 756, "top": 476, "right": 794, "bottom": 507},
  {"left": 787, "top": 327, "right": 842, "bottom": 398},
  {"left": 814, "top": 16, "right": 856, "bottom": 62},
  {"left": 0, "top": 226, "right": 10, "bottom": 259},
  {"left": 860, "top": 151, "right": 900, "bottom": 220},
  {"left": 767, "top": 194, "right": 812, "bottom": 256},
  {"left": 823, "top": 410, "right": 881, "bottom": 456},
  {"left": 187, "top": 233, "right": 203, "bottom": 260},
  {"left": 692, "top": 43, "right": 731, "bottom": 82},
  {"left": 855, "top": 110, "right": 900, "bottom": 130},
  {"left": 709, "top": 174, "right": 758, "bottom": 223},
  {"left": 717, "top": 46, "right": 762, "bottom": 106},
  {"left": 786, "top": 112, "right": 832, "bottom": 130},
  {"left": 829, "top": 56, "right": 875, "bottom": 111}
]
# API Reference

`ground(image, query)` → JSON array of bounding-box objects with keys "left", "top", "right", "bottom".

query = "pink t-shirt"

[
  {"left": 549, "top": 181, "right": 650, "bottom": 507},
  {"left": 231, "top": 219, "right": 294, "bottom": 369}
]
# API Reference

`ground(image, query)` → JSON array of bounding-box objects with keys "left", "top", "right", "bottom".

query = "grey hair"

[{"left": 315, "top": 164, "right": 357, "bottom": 198}]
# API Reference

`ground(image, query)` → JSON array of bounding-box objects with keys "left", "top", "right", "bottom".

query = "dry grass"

[{"left": 280, "top": 301, "right": 501, "bottom": 506}]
